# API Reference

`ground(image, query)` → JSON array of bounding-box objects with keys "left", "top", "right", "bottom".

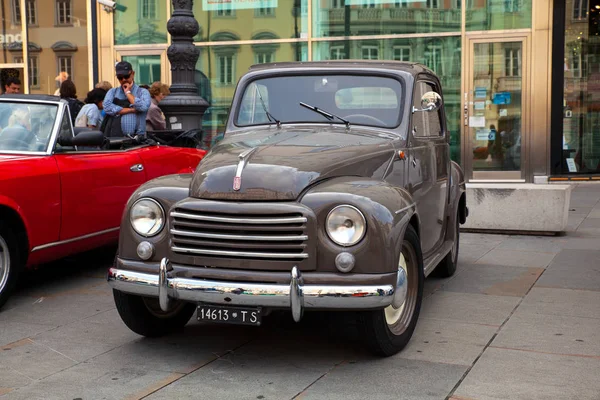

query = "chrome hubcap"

[
  {"left": 385, "top": 252, "right": 408, "bottom": 325},
  {"left": 0, "top": 236, "right": 10, "bottom": 294}
]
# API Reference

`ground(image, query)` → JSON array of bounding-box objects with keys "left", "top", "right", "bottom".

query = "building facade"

[{"left": 0, "top": 0, "right": 598, "bottom": 182}]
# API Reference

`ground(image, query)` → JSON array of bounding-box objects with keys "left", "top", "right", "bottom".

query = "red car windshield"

[{"left": 0, "top": 102, "right": 58, "bottom": 153}]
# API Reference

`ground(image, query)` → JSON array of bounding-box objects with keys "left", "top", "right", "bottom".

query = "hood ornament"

[{"left": 233, "top": 147, "right": 257, "bottom": 191}]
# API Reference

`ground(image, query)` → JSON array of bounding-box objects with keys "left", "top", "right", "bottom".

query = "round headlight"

[
  {"left": 326, "top": 205, "right": 366, "bottom": 247},
  {"left": 130, "top": 198, "right": 165, "bottom": 237}
]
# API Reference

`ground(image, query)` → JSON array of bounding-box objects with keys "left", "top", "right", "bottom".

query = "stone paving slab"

[
  {"left": 144, "top": 333, "right": 355, "bottom": 400},
  {"left": 397, "top": 318, "right": 497, "bottom": 366},
  {"left": 452, "top": 347, "right": 600, "bottom": 400},
  {"left": 518, "top": 287, "right": 600, "bottom": 319},
  {"left": 296, "top": 357, "right": 467, "bottom": 400},
  {"left": 0, "top": 339, "right": 76, "bottom": 382},
  {"left": 0, "top": 321, "right": 56, "bottom": 348},
  {"left": 30, "top": 310, "right": 141, "bottom": 363},
  {"left": 536, "top": 249, "right": 600, "bottom": 291},
  {"left": 440, "top": 264, "right": 544, "bottom": 297},
  {"left": 420, "top": 291, "right": 521, "bottom": 326},
  {"left": 0, "top": 360, "right": 186, "bottom": 400},
  {"left": 492, "top": 308, "right": 600, "bottom": 356},
  {"left": 495, "top": 236, "right": 565, "bottom": 254},
  {"left": 475, "top": 248, "right": 556, "bottom": 269}
]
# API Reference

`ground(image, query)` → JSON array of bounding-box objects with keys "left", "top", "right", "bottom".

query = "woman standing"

[
  {"left": 146, "top": 82, "right": 170, "bottom": 132},
  {"left": 59, "top": 80, "right": 84, "bottom": 127}
]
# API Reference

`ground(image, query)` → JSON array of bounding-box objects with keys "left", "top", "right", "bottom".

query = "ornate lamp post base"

[{"left": 159, "top": 0, "right": 209, "bottom": 133}]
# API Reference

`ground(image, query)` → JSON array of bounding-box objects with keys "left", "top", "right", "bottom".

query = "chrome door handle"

[
  {"left": 412, "top": 159, "right": 417, "bottom": 167},
  {"left": 130, "top": 164, "right": 144, "bottom": 172}
]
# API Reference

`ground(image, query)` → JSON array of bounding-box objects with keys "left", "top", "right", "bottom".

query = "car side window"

[
  {"left": 54, "top": 110, "right": 75, "bottom": 152},
  {"left": 412, "top": 81, "right": 443, "bottom": 138}
]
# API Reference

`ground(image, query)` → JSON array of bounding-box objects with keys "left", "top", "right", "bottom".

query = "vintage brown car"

[{"left": 107, "top": 61, "right": 468, "bottom": 356}]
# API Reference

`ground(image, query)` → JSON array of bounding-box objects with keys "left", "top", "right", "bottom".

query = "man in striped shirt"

[{"left": 103, "top": 62, "right": 151, "bottom": 137}]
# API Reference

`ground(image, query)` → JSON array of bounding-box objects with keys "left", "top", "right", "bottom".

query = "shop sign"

[
  {"left": 0, "top": 33, "right": 23, "bottom": 45},
  {"left": 492, "top": 92, "right": 511, "bottom": 105},
  {"left": 203, "top": 0, "right": 278, "bottom": 10}
]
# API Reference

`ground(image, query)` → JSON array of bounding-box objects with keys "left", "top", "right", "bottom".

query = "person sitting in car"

[
  {"left": 75, "top": 88, "right": 107, "bottom": 129},
  {"left": 0, "top": 107, "right": 35, "bottom": 150}
]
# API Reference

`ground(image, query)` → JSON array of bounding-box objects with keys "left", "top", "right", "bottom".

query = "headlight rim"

[
  {"left": 325, "top": 204, "right": 367, "bottom": 247},
  {"left": 129, "top": 197, "right": 165, "bottom": 238}
]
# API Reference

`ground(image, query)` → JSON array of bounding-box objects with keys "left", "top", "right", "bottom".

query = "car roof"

[
  {"left": 247, "top": 60, "right": 434, "bottom": 76},
  {"left": 0, "top": 94, "right": 62, "bottom": 102}
]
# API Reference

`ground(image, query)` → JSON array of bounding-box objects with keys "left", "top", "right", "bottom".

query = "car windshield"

[
  {"left": 0, "top": 102, "right": 58, "bottom": 153},
  {"left": 236, "top": 74, "right": 404, "bottom": 129}
]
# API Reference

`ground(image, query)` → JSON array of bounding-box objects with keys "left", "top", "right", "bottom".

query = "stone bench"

[{"left": 461, "top": 183, "right": 572, "bottom": 235}]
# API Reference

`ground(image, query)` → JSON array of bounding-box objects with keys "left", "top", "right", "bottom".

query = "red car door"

[
  {"left": 134, "top": 146, "right": 206, "bottom": 179},
  {"left": 55, "top": 150, "right": 147, "bottom": 241}
]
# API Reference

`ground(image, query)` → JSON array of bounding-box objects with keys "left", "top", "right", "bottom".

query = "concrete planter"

[{"left": 462, "top": 184, "right": 572, "bottom": 234}]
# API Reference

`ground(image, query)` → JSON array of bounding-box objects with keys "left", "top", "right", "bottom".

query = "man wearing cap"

[{"left": 102, "top": 61, "right": 151, "bottom": 137}]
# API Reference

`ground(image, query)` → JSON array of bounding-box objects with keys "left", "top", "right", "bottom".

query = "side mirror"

[
  {"left": 58, "top": 130, "right": 105, "bottom": 147},
  {"left": 412, "top": 91, "right": 443, "bottom": 113}
]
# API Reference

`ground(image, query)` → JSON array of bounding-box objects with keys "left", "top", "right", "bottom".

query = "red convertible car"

[{"left": 0, "top": 95, "right": 206, "bottom": 308}]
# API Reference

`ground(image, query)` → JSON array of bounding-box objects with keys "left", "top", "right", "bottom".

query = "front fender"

[
  {"left": 301, "top": 176, "right": 416, "bottom": 274},
  {"left": 117, "top": 173, "right": 193, "bottom": 261}
]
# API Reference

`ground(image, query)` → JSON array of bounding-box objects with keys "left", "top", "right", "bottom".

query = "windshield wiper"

[
  {"left": 299, "top": 102, "right": 350, "bottom": 129},
  {"left": 255, "top": 87, "right": 281, "bottom": 128}
]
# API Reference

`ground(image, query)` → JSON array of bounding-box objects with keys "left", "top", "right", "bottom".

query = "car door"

[
  {"left": 133, "top": 145, "right": 206, "bottom": 179},
  {"left": 408, "top": 79, "right": 449, "bottom": 256},
  {"left": 53, "top": 110, "right": 147, "bottom": 241}
]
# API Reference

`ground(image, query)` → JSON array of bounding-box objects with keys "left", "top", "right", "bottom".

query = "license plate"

[{"left": 197, "top": 304, "right": 262, "bottom": 326}]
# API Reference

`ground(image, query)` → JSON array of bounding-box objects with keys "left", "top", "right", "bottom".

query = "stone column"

[{"left": 159, "top": 0, "right": 209, "bottom": 133}]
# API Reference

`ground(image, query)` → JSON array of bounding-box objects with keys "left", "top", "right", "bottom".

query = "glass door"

[{"left": 465, "top": 36, "right": 529, "bottom": 181}]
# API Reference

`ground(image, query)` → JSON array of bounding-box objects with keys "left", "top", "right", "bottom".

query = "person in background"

[
  {"left": 54, "top": 72, "right": 69, "bottom": 96},
  {"left": 95, "top": 81, "right": 113, "bottom": 91},
  {"left": 146, "top": 82, "right": 170, "bottom": 132},
  {"left": 3, "top": 77, "right": 21, "bottom": 94},
  {"left": 59, "top": 80, "right": 84, "bottom": 126},
  {"left": 103, "top": 61, "right": 151, "bottom": 137},
  {"left": 75, "top": 88, "right": 107, "bottom": 129},
  {"left": 95, "top": 81, "right": 113, "bottom": 121}
]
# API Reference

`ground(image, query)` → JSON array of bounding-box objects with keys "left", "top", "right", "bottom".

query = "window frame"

[
  {"left": 393, "top": 45, "right": 411, "bottom": 62},
  {"left": 26, "top": 0, "right": 37, "bottom": 26},
  {"left": 572, "top": 0, "right": 588, "bottom": 20},
  {"left": 57, "top": 55, "right": 74, "bottom": 81},
  {"left": 504, "top": 47, "right": 521, "bottom": 77},
  {"left": 139, "top": 0, "right": 158, "bottom": 20},
  {"left": 56, "top": 0, "right": 72, "bottom": 26},
  {"left": 361, "top": 45, "right": 379, "bottom": 60},
  {"left": 217, "top": 54, "right": 235, "bottom": 86},
  {"left": 12, "top": 0, "right": 21, "bottom": 25}
]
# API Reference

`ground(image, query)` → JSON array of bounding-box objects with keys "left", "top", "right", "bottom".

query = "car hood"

[{"left": 190, "top": 126, "right": 397, "bottom": 201}]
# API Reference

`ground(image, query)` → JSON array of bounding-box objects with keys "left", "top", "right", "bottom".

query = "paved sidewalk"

[{"left": 0, "top": 184, "right": 599, "bottom": 399}]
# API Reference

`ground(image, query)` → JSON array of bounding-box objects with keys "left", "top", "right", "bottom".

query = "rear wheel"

[
  {"left": 359, "top": 225, "right": 424, "bottom": 356},
  {"left": 0, "top": 226, "right": 22, "bottom": 310},
  {"left": 113, "top": 290, "right": 196, "bottom": 337}
]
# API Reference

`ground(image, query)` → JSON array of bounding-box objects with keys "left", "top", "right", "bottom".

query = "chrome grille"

[{"left": 170, "top": 208, "right": 309, "bottom": 261}]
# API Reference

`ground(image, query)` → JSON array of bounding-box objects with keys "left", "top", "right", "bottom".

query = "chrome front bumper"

[{"left": 107, "top": 258, "right": 406, "bottom": 322}]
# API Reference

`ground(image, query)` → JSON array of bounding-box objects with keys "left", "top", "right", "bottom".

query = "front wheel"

[
  {"left": 0, "top": 226, "right": 22, "bottom": 310},
  {"left": 113, "top": 290, "right": 196, "bottom": 337},
  {"left": 359, "top": 225, "right": 424, "bottom": 356}
]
